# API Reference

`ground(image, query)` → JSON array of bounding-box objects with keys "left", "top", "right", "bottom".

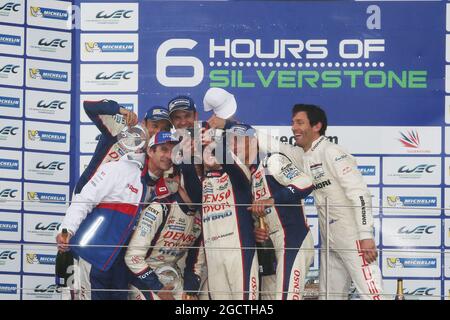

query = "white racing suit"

[
  {"left": 124, "top": 193, "right": 205, "bottom": 300},
  {"left": 202, "top": 161, "right": 259, "bottom": 300},
  {"left": 303, "top": 136, "right": 383, "bottom": 300},
  {"left": 251, "top": 153, "right": 315, "bottom": 300}
]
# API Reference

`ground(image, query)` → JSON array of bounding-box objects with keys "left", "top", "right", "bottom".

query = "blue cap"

[
  {"left": 148, "top": 131, "right": 179, "bottom": 148},
  {"left": 144, "top": 106, "right": 171, "bottom": 122},
  {"left": 168, "top": 95, "right": 196, "bottom": 115}
]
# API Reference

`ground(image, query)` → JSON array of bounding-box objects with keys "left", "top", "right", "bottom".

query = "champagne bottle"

[
  {"left": 55, "top": 228, "right": 74, "bottom": 288},
  {"left": 394, "top": 278, "right": 405, "bottom": 300},
  {"left": 256, "top": 217, "right": 276, "bottom": 276}
]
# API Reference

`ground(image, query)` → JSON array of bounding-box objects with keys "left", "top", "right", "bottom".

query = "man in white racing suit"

[
  {"left": 207, "top": 104, "right": 383, "bottom": 300},
  {"left": 125, "top": 173, "right": 206, "bottom": 300},
  {"left": 290, "top": 104, "right": 383, "bottom": 300}
]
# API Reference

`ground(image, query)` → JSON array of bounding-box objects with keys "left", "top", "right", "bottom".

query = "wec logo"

[
  {"left": 0, "top": 250, "right": 17, "bottom": 260},
  {"left": 95, "top": 10, "right": 133, "bottom": 19},
  {"left": 0, "top": 2, "right": 20, "bottom": 12},
  {"left": 96, "top": 71, "right": 132, "bottom": 80},
  {"left": 35, "top": 284, "right": 60, "bottom": 293},
  {"left": 398, "top": 164, "right": 435, "bottom": 174},
  {"left": 35, "top": 222, "right": 60, "bottom": 231},
  {"left": 38, "top": 38, "right": 67, "bottom": 48},
  {"left": 398, "top": 225, "right": 435, "bottom": 235},
  {"left": 0, "top": 189, "right": 18, "bottom": 198},
  {"left": 37, "top": 100, "right": 66, "bottom": 109},
  {"left": 404, "top": 287, "right": 435, "bottom": 296},
  {"left": 0, "top": 126, "right": 19, "bottom": 135},
  {"left": 36, "top": 161, "right": 65, "bottom": 170},
  {"left": 0, "top": 64, "right": 19, "bottom": 74}
]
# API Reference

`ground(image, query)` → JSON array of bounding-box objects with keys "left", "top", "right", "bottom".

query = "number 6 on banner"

[{"left": 156, "top": 39, "right": 204, "bottom": 87}]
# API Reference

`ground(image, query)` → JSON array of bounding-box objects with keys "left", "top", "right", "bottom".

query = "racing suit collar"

[
  {"left": 146, "top": 169, "right": 160, "bottom": 186},
  {"left": 308, "top": 135, "right": 327, "bottom": 153}
]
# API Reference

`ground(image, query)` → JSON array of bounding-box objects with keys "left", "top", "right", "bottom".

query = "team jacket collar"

[{"left": 308, "top": 135, "right": 327, "bottom": 154}]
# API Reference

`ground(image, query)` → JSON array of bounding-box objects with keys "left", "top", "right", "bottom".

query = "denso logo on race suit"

[
  {"left": 292, "top": 269, "right": 301, "bottom": 300},
  {"left": 203, "top": 189, "right": 231, "bottom": 203}
]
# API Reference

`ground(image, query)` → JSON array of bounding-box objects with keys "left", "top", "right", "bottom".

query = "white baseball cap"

[{"left": 203, "top": 87, "right": 237, "bottom": 119}]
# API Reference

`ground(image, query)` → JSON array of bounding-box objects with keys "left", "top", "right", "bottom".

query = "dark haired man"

[
  {"left": 290, "top": 104, "right": 383, "bottom": 300},
  {"left": 208, "top": 103, "right": 383, "bottom": 300},
  {"left": 56, "top": 132, "right": 179, "bottom": 300}
]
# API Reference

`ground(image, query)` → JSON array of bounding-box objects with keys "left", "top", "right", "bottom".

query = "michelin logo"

[
  {"left": 0, "top": 283, "right": 17, "bottom": 294},
  {"left": 0, "top": 96, "right": 20, "bottom": 108},
  {"left": 386, "top": 196, "right": 437, "bottom": 207},
  {"left": 0, "top": 159, "right": 19, "bottom": 170},
  {"left": 386, "top": 258, "right": 436, "bottom": 269},
  {"left": 29, "top": 68, "right": 68, "bottom": 82},
  {"left": 26, "top": 253, "right": 56, "bottom": 265},
  {"left": 30, "top": 7, "right": 68, "bottom": 20},
  {"left": 28, "top": 130, "right": 66, "bottom": 143},
  {"left": 27, "top": 192, "right": 66, "bottom": 204},
  {"left": 0, "top": 221, "right": 18, "bottom": 232},
  {"left": 358, "top": 165, "right": 376, "bottom": 176},
  {"left": 0, "top": 34, "right": 21, "bottom": 46},
  {"left": 85, "top": 42, "right": 134, "bottom": 53}
]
